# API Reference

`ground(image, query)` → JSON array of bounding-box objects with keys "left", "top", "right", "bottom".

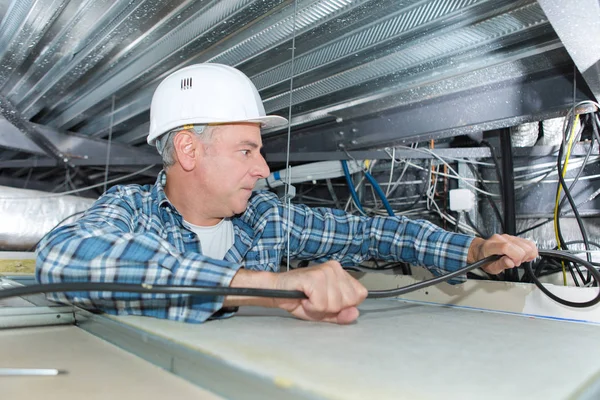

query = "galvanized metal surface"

[
  {"left": 263, "top": 67, "right": 591, "bottom": 153},
  {"left": 538, "top": 0, "right": 600, "bottom": 102}
]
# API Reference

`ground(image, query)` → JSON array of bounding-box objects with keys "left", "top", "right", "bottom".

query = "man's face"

[{"left": 196, "top": 123, "right": 270, "bottom": 217}]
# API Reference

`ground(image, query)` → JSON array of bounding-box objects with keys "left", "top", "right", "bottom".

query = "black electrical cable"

[
  {"left": 466, "top": 162, "right": 505, "bottom": 232},
  {"left": 525, "top": 250, "right": 600, "bottom": 307},
  {"left": 1, "top": 251, "right": 598, "bottom": 307},
  {"left": 454, "top": 211, "right": 461, "bottom": 233},
  {"left": 464, "top": 212, "right": 487, "bottom": 238},
  {"left": 481, "top": 139, "right": 504, "bottom": 194},
  {"left": 594, "top": 114, "right": 600, "bottom": 145},
  {"left": 0, "top": 256, "right": 501, "bottom": 301},
  {"left": 515, "top": 210, "right": 600, "bottom": 237},
  {"left": 559, "top": 121, "right": 594, "bottom": 213},
  {"left": 554, "top": 115, "right": 577, "bottom": 253},
  {"left": 516, "top": 218, "right": 552, "bottom": 236},
  {"left": 499, "top": 130, "right": 518, "bottom": 281},
  {"left": 555, "top": 117, "right": 593, "bottom": 280},
  {"left": 563, "top": 239, "right": 600, "bottom": 249},
  {"left": 563, "top": 240, "right": 600, "bottom": 285}
]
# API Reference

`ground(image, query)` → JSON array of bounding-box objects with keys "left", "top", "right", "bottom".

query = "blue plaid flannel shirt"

[{"left": 36, "top": 171, "right": 474, "bottom": 323}]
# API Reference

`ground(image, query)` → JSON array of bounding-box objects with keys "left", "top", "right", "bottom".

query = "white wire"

[
  {"left": 384, "top": 143, "right": 418, "bottom": 198},
  {"left": 383, "top": 147, "right": 496, "bottom": 167},
  {"left": 388, "top": 143, "right": 600, "bottom": 196},
  {"left": 403, "top": 160, "right": 499, "bottom": 197},
  {"left": 513, "top": 157, "right": 599, "bottom": 179},
  {"left": 343, "top": 173, "right": 368, "bottom": 215},
  {"left": 531, "top": 174, "right": 600, "bottom": 184},
  {"left": 0, "top": 164, "right": 155, "bottom": 200},
  {"left": 283, "top": 0, "right": 299, "bottom": 272},
  {"left": 103, "top": 95, "right": 115, "bottom": 193},
  {"left": 385, "top": 148, "right": 395, "bottom": 196},
  {"left": 512, "top": 155, "right": 600, "bottom": 173}
]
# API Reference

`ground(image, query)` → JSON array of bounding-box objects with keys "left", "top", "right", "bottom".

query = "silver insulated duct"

[
  {"left": 0, "top": 186, "right": 95, "bottom": 251},
  {"left": 510, "top": 122, "right": 539, "bottom": 147}
]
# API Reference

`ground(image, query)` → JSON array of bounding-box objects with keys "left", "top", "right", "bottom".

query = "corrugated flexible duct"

[
  {"left": 510, "top": 122, "right": 539, "bottom": 147},
  {"left": 540, "top": 117, "right": 565, "bottom": 146},
  {"left": 0, "top": 186, "right": 95, "bottom": 251}
]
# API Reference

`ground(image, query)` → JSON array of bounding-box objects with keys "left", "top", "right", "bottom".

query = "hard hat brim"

[
  {"left": 249, "top": 115, "right": 289, "bottom": 131},
  {"left": 147, "top": 115, "right": 289, "bottom": 145}
]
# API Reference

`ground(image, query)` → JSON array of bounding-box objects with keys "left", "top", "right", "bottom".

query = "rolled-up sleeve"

[{"left": 250, "top": 195, "right": 474, "bottom": 282}]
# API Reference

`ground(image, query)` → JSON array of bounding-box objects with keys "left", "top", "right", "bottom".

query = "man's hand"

[
  {"left": 273, "top": 261, "right": 368, "bottom": 324},
  {"left": 225, "top": 261, "right": 368, "bottom": 324},
  {"left": 468, "top": 234, "right": 538, "bottom": 275}
]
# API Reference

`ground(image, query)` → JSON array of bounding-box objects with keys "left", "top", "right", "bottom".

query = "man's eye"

[{"left": 241, "top": 150, "right": 250, "bottom": 156}]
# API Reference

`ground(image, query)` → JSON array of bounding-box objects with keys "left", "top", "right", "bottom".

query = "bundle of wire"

[
  {"left": 523, "top": 102, "right": 600, "bottom": 288},
  {"left": 1, "top": 249, "right": 598, "bottom": 308}
]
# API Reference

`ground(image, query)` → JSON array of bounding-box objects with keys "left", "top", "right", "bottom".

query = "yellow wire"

[{"left": 554, "top": 114, "right": 580, "bottom": 285}]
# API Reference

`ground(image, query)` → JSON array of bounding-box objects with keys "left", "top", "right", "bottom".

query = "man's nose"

[{"left": 253, "top": 153, "right": 270, "bottom": 178}]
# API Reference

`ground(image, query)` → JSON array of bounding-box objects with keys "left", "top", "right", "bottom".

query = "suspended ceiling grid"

[{"left": 0, "top": 0, "right": 596, "bottom": 192}]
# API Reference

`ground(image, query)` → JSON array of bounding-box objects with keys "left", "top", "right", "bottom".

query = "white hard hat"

[{"left": 147, "top": 63, "right": 288, "bottom": 145}]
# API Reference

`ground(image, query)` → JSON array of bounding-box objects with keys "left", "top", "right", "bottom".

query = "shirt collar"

[{"left": 153, "top": 170, "right": 174, "bottom": 209}]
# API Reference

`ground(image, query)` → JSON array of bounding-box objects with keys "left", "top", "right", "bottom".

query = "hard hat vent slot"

[{"left": 181, "top": 77, "right": 193, "bottom": 90}]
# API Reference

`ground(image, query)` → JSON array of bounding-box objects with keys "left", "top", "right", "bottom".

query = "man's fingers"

[
  {"left": 296, "top": 303, "right": 360, "bottom": 324},
  {"left": 335, "top": 307, "right": 360, "bottom": 324},
  {"left": 510, "top": 236, "right": 538, "bottom": 260},
  {"left": 482, "top": 234, "right": 538, "bottom": 267},
  {"left": 483, "top": 256, "right": 515, "bottom": 275},
  {"left": 278, "top": 261, "right": 367, "bottom": 324}
]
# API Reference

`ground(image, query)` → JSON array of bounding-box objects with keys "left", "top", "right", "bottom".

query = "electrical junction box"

[{"left": 449, "top": 188, "right": 475, "bottom": 211}]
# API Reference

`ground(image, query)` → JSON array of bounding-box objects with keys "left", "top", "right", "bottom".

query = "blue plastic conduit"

[
  {"left": 341, "top": 160, "right": 366, "bottom": 215},
  {"left": 364, "top": 171, "right": 395, "bottom": 216}
]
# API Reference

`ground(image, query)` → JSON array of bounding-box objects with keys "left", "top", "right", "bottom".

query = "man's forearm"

[{"left": 223, "top": 269, "right": 278, "bottom": 308}]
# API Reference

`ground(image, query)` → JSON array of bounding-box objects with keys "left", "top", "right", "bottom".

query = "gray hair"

[{"left": 155, "top": 125, "right": 214, "bottom": 169}]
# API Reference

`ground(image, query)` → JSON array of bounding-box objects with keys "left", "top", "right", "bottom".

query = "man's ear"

[{"left": 173, "top": 130, "right": 198, "bottom": 171}]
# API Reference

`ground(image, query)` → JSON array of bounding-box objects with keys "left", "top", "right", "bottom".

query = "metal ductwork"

[
  {"left": 0, "top": 186, "right": 95, "bottom": 251},
  {"left": 510, "top": 122, "right": 540, "bottom": 147},
  {"left": 540, "top": 117, "right": 566, "bottom": 146}
]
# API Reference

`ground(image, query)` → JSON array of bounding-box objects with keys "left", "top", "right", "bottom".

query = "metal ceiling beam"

[
  {"left": 0, "top": 116, "right": 161, "bottom": 166},
  {"left": 538, "top": 0, "right": 600, "bottom": 101},
  {"left": 263, "top": 69, "right": 593, "bottom": 154},
  {"left": 0, "top": 117, "right": 46, "bottom": 155},
  {"left": 0, "top": 95, "right": 68, "bottom": 164},
  {"left": 116, "top": 122, "right": 151, "bottom": 145}
]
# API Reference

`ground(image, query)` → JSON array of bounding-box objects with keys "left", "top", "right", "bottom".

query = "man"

[{"left": 36, "top": 63, "right": 538, "bottom": 325}]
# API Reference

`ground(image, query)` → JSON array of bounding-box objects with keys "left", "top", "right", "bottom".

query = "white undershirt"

[{"left": 183, "top": 218, "right": 234, "bottom": 260}]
